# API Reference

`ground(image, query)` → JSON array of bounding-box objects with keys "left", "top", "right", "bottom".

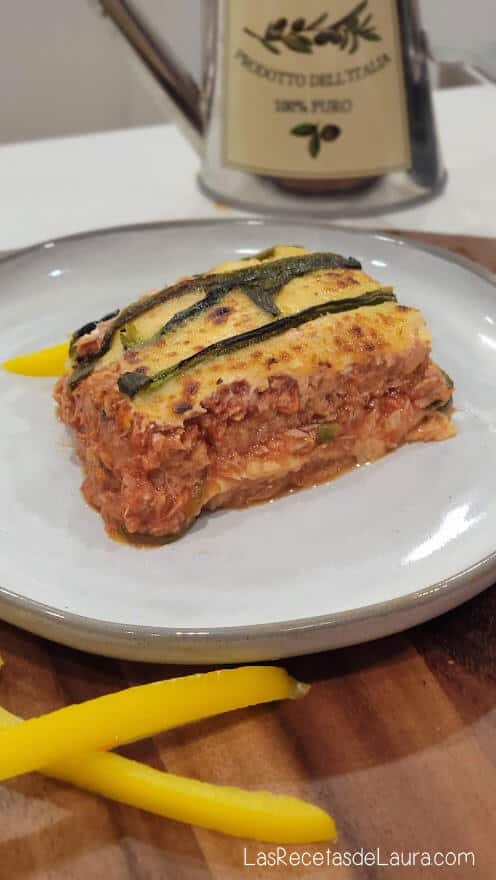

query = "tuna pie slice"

[{"left": 55, "top": 245, "right": 455, "bottom": 542}]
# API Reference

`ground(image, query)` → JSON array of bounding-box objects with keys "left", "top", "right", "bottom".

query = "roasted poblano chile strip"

[
  {"left": 431, "top": 396, "right": 453, "bottom": 413},
  {"left": 316, "top": 423, "right": 340, "bottom": 443},
  {"left": 68, "top": 362, "right": 95, "bottom": 387},
  {"left": 70, "top": 277, "right": 201, "bottom": 366},
  {"left": 120, "top": 251, "right": 363, "bottom": 353},
  {"left": 118, "top": 289, "right": 396, "bottom": 399},
  {"left": 441, "top": 369, "right": 454, "bottom": 390},
  {"left": 120, "top": 323, "right": 143, "bottom": 349},
  {"left": 429, "top": 372, "right": 454, "bottom": 412},
  {"left": 69, "top": 308, "right": 119, "bottom": 357},
  {"left": 69, "top": 252, "right": 361, "bottom": 376},
  {"left": 124, "top": 274, "right": 276, "bottom": 354}
]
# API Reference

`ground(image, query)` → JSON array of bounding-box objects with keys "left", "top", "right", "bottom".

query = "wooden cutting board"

[{"left": 0, "top": 231, "right": 494, "bottom": 880}]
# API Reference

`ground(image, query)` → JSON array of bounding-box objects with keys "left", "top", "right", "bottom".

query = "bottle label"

[{"left": 223, "top": 0, "right": 411, "bottom": 178}]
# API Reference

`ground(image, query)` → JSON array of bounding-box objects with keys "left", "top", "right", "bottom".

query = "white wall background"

[
  {"left": 0, "top": 0, "right": 202, "bottom": 144},
  {"left": 419, "top": 0, "right": 495, "bottom": 61},
  {"left": 0, "top": 0, "right": 492, "bottom": 145}
]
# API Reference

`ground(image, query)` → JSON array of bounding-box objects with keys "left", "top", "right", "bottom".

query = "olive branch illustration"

[
  {"left": 290, "top": 123, "right": 341, "bottom": 158},
  {"left": 243, "top": 1, "right": 381, "bottom": 56}
]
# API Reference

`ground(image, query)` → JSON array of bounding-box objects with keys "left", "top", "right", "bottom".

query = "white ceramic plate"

[{"left": 1, "top": 219, "right": 495, "bottom": 663}]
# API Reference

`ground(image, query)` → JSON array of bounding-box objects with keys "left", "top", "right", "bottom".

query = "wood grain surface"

[{"left": 0, "top": 231, "right": 493, "bottom": 880}]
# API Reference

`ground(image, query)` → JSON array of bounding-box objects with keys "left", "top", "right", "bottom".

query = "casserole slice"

[{"left": 55, "top": 245, "right": 454, "bottom": 542}]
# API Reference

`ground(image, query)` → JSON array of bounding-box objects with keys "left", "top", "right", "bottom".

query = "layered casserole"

[{"left": 55, "top": 245, "right": 454, "bottom": 541}]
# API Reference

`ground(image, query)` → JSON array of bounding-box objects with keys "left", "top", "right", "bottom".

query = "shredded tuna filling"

[{"left": 55, "top": 350, "right": 454, "bottom": 541}]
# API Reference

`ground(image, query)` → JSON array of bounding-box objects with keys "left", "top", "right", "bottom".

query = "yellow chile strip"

[
  {"left": 0, "top": 667, "right": 304, "bottom": 782},
  {"left": 2, "top": 340, "right": 69, "bottom": 376},
  {"left": 0, "top": 705, "right": 335, "bottom": 843}
]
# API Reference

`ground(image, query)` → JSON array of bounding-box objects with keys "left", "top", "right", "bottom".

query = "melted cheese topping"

[
  {"left": 135, "top": 301, "right": 430, "bottom": 423},
  {"left": 75, "top": 245, "right": 431, "bottom": 426}
]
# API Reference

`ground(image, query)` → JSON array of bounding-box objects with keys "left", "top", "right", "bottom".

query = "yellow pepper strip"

[
  {"left": 0, "top": 667, "right": 306, "bottom": 782},
  {"left": 2, "top": 340, "right": 69, "bottom": 376},
  {"left": 0, "top": 704, "right": 335, "bottom": 843}
]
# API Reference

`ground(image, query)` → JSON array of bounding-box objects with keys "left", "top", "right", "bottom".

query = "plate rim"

[
  {"left": 0, "top": 549, "right": 494, "bottom": 654},
  {"left": 1, "top": 215, "right": 495, "bottom": 288},
  {"left": 1, "top": 216, "right": 495, "bottom": 661}
]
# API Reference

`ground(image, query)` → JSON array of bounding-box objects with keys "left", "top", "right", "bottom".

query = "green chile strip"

[
  {"left": 114, "top": 252, "right": 363, "bottom": 353},
  {"left": 69, "top": 252, "right": 360, "bottom": 379},
  {"left": 118, "top": 289, "right": 396, "bottom": 399},
  {"left": 431, "top": 396, "right": 453, "bottom": 413},
  {"left": 69, "top": 276, "right": 202, "bottom": 363},
  {"left": 69, "top": 308, "right": 119, "bottom": 354}
]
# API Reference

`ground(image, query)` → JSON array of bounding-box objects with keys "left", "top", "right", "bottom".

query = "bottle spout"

[{"left": 99, "top": 0, "right": 204, "bottom": 153}]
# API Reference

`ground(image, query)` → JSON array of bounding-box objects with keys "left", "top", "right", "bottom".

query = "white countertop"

[{"left": 0, "top": 84, "right": 494, "bottom": 252}]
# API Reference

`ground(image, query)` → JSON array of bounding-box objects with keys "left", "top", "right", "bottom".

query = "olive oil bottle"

[{"left": 100, "top": 0, "right": 445, "bottom": 215}]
